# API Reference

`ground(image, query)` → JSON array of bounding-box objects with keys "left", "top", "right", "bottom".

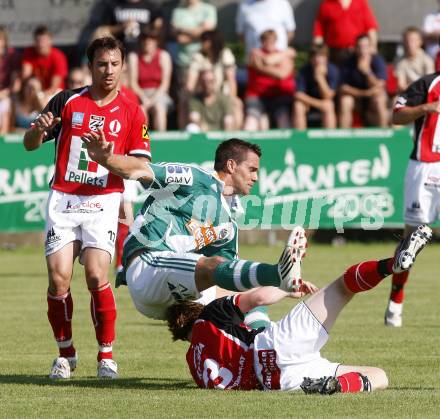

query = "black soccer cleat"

[
  {"left": 392, "top": 225, "right": 432, "bottom": 273},
  {"left": 300, "top": 376, "right": 342, "bottom": 395}
]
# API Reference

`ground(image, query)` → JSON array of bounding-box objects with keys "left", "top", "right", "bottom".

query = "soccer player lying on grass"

[
  {"left": 82, "top": 133, "right": 306, "bottom": 322},
  {"left": 166, "top": 225, "right": 432, "bottom": 393}
]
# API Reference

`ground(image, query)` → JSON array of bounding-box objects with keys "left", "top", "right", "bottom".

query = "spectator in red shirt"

[
  {"left": 128, "top": 29, "right": 172, "bottom": 131},
  {"left": 22, "top": 25, "right": 68, "bottom": 104},
  {"left": 313, "top": 0, "right": 379, "bottom": 65},
  {"left": 244, "top": 29, "right": 295, "bottom": 130}
]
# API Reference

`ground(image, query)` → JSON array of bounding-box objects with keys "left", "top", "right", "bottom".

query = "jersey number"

[
  {"left": 108, "top": 230, "right": 116, "bottom": 242},
  {"left": 203, "top": 358, "right": 233, "bottom": 389}
]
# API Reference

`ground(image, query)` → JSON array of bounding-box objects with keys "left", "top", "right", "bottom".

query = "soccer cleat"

[
  {"left": 384, "top": 300, "right": 403, "bottom": 327},
  {"left": 67, "top": 353, "right": 78, "bottom": 372},
  {"left": 97, "top": 359, "right": 118, "bottom": 379},
  {"left": 49, "top": 357, "right": 71, "bottom": 379},
  {"left": 300, "top": 376, "right": 341, "bottom": 395},
  {"left": 278, "top": 226, "right": 307, "bottom": 292},
  {"left": 392, "top": 225, "right": 432, "bottom": 274}
]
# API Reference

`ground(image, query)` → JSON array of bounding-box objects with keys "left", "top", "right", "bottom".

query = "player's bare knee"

[
  {"left": 372, "top": 368, "right": 389, "bottom": 390},
  {"left": 195, "top": 256, "right": 227, "bottom": 291},
  {"left": 364, "top": 367, "right": 388, "bottom": 391},
  {"left": 47, "top": 269, "right": 71, "bottom": 294},
  {"left": 84, "top": 266, "right": 107, "bottom": 287}
]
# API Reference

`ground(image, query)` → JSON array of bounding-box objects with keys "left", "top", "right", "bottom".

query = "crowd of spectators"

[{"left": 1, "top": 0, "right": 440, "bottom": 134}]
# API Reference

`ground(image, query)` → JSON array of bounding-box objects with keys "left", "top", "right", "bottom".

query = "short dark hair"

[
  {"left": 200, "top": 30, "right": 225, "bottom": 63},
  {"left": 166, "top": 301, "right": 204, "bottom": 341},
  {"left": 139, "top": 28, "right": 161, "bottom": 42},
  {"left": 34, "top": 25, "right": 51, "bottom": 38},
  {"left": 86, "top": 36, "right": 125, "bottom": 64},
  {"left": 214, "top": 138, "right": 262, "bottom": 172},
  {"left": 310, "top": 43, "right": 329, "bottom": 58},
  {"left": 260, "top": 29, "right": 277, "bottom": 42}
]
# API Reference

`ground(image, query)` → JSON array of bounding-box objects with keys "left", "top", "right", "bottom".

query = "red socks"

[
  {"left": 89, "top": 282, "right": 117, "bottom": 361},
  {"left": 343, "top": 258, "right": 394, "bottom": 293},
  {"left": 337, "top": 372, "right": 371, "bottom": 393},
  {"left": 389, "top": 271, "right": 409, "bottom": 304},
  {"left": 115, "top": 222, "right": 129, "bottom": 269},
  {"left": 47, "top": 290, "right": 76, "bottom": 358}
]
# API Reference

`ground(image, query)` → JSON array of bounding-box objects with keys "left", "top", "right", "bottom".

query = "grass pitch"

[{"left": 1, "top": 241, "right": 440, "bottom": 418}]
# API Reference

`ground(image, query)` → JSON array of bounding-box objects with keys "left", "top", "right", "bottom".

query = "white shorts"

[
  {"left": 253, "top": 302, "right": 339, "bottom": 391},
  {"left": 125, "top": 250, "right": 216, "bottom": 320},
  {"left": 404, "top": 159, "right": 440, "bottom": 225},
  {"left": 122, "top": 179, "right": 138, "bottom": 202},
  {"left": 44, "top": 189, "right": 121, "bottom": 260}
]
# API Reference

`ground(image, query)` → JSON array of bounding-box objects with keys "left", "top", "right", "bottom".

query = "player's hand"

[
  {"left": 32, "top": 112, "right": 61, "bottom": 134},
  {"left": 289, "top": 280, "right": 318, "bottom": 298},
  {"left": 81, "top": 128, "right": 113, "bottom": 164}
]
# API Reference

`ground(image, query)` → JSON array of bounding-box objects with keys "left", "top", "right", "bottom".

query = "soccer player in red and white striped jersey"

[
  {"left": 386, "top": 71, "right": 440, "bottom": 327},
  {"left": 23, "top": 37, "right": 151, "bottom": 379},
  {"left": 167, "top": 225, "right": 431, "bottom": 393}
]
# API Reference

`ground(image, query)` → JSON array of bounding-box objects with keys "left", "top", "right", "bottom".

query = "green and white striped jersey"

[{"left": 122, "top": 163, "right": 239, "bottom": 267}]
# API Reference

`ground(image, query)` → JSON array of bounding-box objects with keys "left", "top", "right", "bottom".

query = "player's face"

[
  {"left": 90, "top": 48, "right": 123, "bottom": 93},
  {"left": 231, "top": 151, "right": 260, "bottom": 196}
]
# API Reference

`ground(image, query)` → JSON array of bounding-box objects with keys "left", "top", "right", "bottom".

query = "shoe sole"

[
  {"left": 279, "top": 226, "right": 307, "bottom": 291},
  {"left": 393, "top": 225, "right": 432, "bottom": 272}
]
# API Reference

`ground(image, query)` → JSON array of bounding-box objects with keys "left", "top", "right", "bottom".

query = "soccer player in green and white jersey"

[{"left": 82, "top": 133, "right": 308, "bottom": 320}]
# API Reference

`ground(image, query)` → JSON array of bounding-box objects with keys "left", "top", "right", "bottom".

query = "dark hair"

[
  {"left": 201, "top": 30, "right": 224, "bottom": 64},
  {"left": 139, "top": 28, "right": 162, "bottom": 42},
  {"left": 310, "top": 43, "right": 329, "bottom": 58},
  {"left": 34, "top": 25, "right": 51, "bottom": 38},
  {"left": 166, "top": 301, "right": 204, "bottom": 341},
  {"left": 260, "top": 29, "right": 277, "bottom": 42},
  {"left": 86, "top": 36, "right": 125, "bottom": 64},
  {"left": 214, "top": 138, "right": 262, "bottom": 172}
]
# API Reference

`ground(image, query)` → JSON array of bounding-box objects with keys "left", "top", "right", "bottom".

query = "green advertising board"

[{"left": 0, "top": 128, "right": 412, "bottom": 232}]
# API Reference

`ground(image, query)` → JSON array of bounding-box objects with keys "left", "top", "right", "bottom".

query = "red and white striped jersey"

[
  {"left": 186, "top": 295, "right": 262, "bottom": 390},
  {"left": 42, "top": 87, "right": 151, "bottom": 195},
  {"left": 394, "top": 72, "right": 440, "bottom": 162}
]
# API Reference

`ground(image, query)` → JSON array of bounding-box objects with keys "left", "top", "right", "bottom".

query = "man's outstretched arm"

[
  {"left": 82, "top": 128, "right": 154, "bottom": 183},
  {"left": 238, "top": 282, "right": 318, "bottom": 314}
]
